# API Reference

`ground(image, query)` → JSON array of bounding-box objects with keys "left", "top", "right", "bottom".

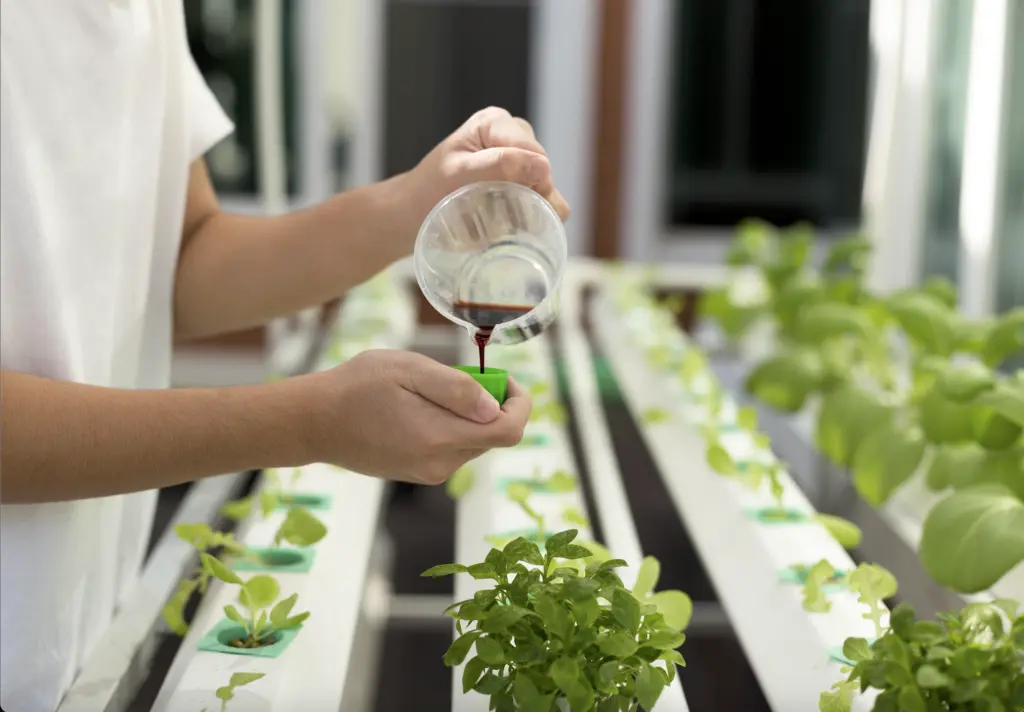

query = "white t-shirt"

[{"left": 0, "top": 2, "right": 233, "bottom": 710}]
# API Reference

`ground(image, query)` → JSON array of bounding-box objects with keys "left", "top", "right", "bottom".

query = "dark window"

[{"left": 667, "top": 0, "right": 870, "bottom": 228}]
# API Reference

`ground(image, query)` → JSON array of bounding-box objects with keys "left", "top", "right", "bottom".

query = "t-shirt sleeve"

[{"left": 182, "top": 48, "right": 234, "bottom": 161}]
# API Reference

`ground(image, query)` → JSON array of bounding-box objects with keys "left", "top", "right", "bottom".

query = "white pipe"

[
  {"left": 556, "top": 268, "right": 690, "bottom": 710},
  {"left": 958, "top": 0, "right": 1011, "bottom": 318},
  {"left": 254, "top": 0, "right": 288, "bottom": 215}
]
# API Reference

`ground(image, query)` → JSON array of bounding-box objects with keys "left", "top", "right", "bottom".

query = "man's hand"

[
  {"left": 300, "top": 350, "right": 531, "bottom": 485},
  {"left": 401, "top": 107, "right": 571, "bottom": 237}
]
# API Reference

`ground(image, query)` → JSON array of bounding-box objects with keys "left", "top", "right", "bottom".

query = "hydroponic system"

[{"left": 58, "top": 225, "right": 1022, "bottom": 712}]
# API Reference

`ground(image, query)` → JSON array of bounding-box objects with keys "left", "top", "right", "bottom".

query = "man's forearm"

[
  {"left": 174, "top": 172, "right": 413, "bottom": 340},
  {"left": 0, "top": 370, "right": 313, "bottom": 503}
]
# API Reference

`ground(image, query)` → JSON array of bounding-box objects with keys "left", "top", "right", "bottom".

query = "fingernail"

[{"left": 476, "top": 392, "right": 500, "bottom": 422}]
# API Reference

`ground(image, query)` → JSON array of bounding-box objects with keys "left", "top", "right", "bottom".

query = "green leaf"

[
  {"left": 512, "top": 674, "right": 553, "bottom": 712},
  {"left": 816, "top": 384, "right": 893, "bottom": 467},
  {"left": 642, "top": 630, "right": 686, "bottom": 651},
  {"left": 223, "top": 604, "right": 246, "bottom": 626},
  {"left": 281, "top": 612, "right": 309, "bottom": 628},
  {"left": 641, "top": 408, "right": 671, "bottom": 425},
  {"left": 275, "top": 507, "right": 327, "bottom": 547},
  {"left": 798, "top": 302, "right": 874, "bottom": 343},
  {"left": 919, "top": 383, "right": 975, "bottom": 445},
  {"left": 634, "top": 662, "right": 666, "bottom": 711},
  {"left": 612, "top": 590, "right": 641, "bottom": 634},
  {"left": 648, "top": 590, "right": 693, "bottom": 631},
  {"left": 598, "top": 630, "right": 639, "bottom": 658},
  {"left": 915, "top": 664, "right": 952, "bottom": 688},
  {"left": 571, "top": 596, "right": 600, "bottom": 630},
  {"left": 706, "top": 443, "right": 737, "bottom": 475},
  {"left": 980, "top": 307, "right": 1024, "bottom": 367},
  {"left": 443, "top": 631, "right": 481, "bottom": 666},
  {"left": 503, "top": 538, "right": 544, "bottom": 566},
  {"left": 737, "top": 406, "right": 758, "bottom": 432},
  {"left": 546, "top": 470, "right": 577, "bottom": 492},
  {"left": 175, "top": 523, "right": 213, "bottom": 548},
  {"left": 813, "top": 514, "right": 862, "bottom": 549},
  {"left": 973, "top": 380, "right": 1024, "bottom": 428},
  {"left": 897, "top": 686, "right": 926, "bottom": 712},
  {"left": 421, "top": 563, "right": 468, "bottom": 578},
  {"left": 632, "top": 557, "right": 660, "bottom": 598},
  {"left": 848, "top": 563, "right": 898, "bottom": 637},
  {"left": 269, "top": 593, "right": 297, "bottom": 628},
  {"left": 549, "top": 656, "right": 582, "bottom": 697},
  {"left": 745, "top": 351, "right": 824, "bottom": 413},
  {"left": 462, "top": 656, "right": 487, "bottom": 693},
  {"left": 445, "top": 466, "right": 475, "bottom": 500},
  {"left": 260, "top": 490, "right": 278, "bottom": 518},
  {"left": 556, "top": 544, "right": 595, "bottom": 560},
  {"left": 939, "top": 362, "right": 995, "bottom": 402},
  {"left": 919, "top": 484, "right": 1024, "bottom": 592},
  {"left": 842, "top": 637, "right": 872, "bottom": 663},
  {"left": 969, "top": 405, "right": 1023, "bottom": 451},
  {"left": 851, "top": 423, "right": 926, "bottom": 506},
  {"left": 887, "top": 293, "right": 956, "bottom": 356},
  {"left": 544, "top": 529, "right": 579, "bottom": 557},
  {"left": 925, "top": 444, "right": 986, "bottom": 491},
  {"left": 201, "top": 553, "right": 243, "bottom": 585},
  {"left": 562, "top": 506, "right": 590, "bottom": 528},
  {"left": 507, "top": 482, "right": 532, "bottom": 504},
  {"left": 802, "top": 559, "right": 834, "bottom": 613},
  {"left": 219, "top": 497, "right": 254, "bottom": 521},
  {"left": 239, "top": 574, "right": 280, "bottom": 611},
  {"left": 475, "top": 635, "right": 505, "bottom": 665}
]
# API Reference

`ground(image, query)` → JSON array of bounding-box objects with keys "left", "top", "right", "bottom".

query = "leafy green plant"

[
  {"left": 200, "top": 672, "right": 265, "bottom": 712},
  {"left": 220, "top": 573, "right": 310, "bottom": 649},
  {"left": 220, "top": 475, "right": 328, "bottom": 550},
  {"left": 447, "top": 466, "right": 476, "bottom": 500},
  {"left": 422, "top": 529, "right": 691, "bottom": 711},
  {"left": 821, "top": 599, "right": 1024, "bottom": 712},
  {"left": 161, "top": 525, "right": 248, "bottom": 635},
  {"left": 695, "top": 226, "right": 1024, "bottom": 593}
]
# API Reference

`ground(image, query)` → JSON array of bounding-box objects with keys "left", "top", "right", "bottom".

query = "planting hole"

[
  {"left": 218, "top": 627, "right": 278, "bottom": 649},
  {"left": 280, "top": 493, "right": 327, "bottom": 508},
  {"left": 258, "top": 549, "right": 305, "bottom": 567}
]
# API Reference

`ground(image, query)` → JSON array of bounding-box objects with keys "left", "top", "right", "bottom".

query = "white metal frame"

[{"left": 957, "top": 0, "right": 1013, "bottom": 318}]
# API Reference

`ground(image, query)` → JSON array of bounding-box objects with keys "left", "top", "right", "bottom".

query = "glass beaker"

[{"left": 413, "top": 181, "right": 567, "bottom": 346}]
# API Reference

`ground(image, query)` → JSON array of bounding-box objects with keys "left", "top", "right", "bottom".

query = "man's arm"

[
  {"left": 174, "top": 161, "right": 415, "bottom": 340},
  {"left": 0, "top": 370, "right": 313, "bottom": 503}
]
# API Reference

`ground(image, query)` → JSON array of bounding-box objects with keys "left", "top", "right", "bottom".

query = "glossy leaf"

[
  {"left": 816, "top": 384, "right": 893, "bottom": 467},
  {"left": 920, "top": 484, "right": 1024, "bottom": 592},
  {"left": 648, "top": 590, "right": 693, "bottom": 631},
  {"left": 814, "top": 514, "right": 863, "bottom": 549},
  {"left": 938, "top": 362, "right": 995, "bottom": 402},
  {"left": 745, "top": 351, "right": 824, "bottom": 413},
  {"left": 275, "top": 506, "right": 327, "bottom": 547},
  {"left": 239, "top": 575, "right": 280, "bottom": 611},
  {"left": 201, "top": 554, "right": 243, "bottom": 585},
  {"left": 706, "top": 443, "right": 737, "bottom": 475},
  {"left": 851, "top": 424, "right": 926, "bottom": 506}
]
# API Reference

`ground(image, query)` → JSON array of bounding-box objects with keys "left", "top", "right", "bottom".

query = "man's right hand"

[{"left": 297, "top": 349, "right": 531, "bottom": 485}]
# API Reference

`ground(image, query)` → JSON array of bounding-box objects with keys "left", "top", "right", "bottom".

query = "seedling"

[
  {"left": 422, "top": 529, "right": 691, "bottom": 711},
  {"left": 640, "top": 408, "right": 671, "bottom": 425},
  {"left": 820, "top": 599, "right": 1024, "bottom": 712},
  {"left": 211, "top": 569, "right": 309, "bottom": 649},
  {"left": 508, "top": 482, "right": 547, "bottom": 541},
  {"left": 529, "top": 399, "right": 567, "bottom": 425},
  {"left": 200, "top": 672, "right": 265, "bottom": 712},
  {"left": 220, "top": 484, "right": 328, "bottom": 550}
]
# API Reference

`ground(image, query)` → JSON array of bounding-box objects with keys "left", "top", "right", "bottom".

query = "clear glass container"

[{"left": 413, "top": 181, "right": 567, "bottom": 345}]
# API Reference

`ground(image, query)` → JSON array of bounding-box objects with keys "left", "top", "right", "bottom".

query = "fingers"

[
  {"left": 471, "top": 110, "right": 572, "bottom": 222},
  {"left": 457, "top": 146, "right": 551, "bottom": 188},
  {"left": 402, "top": 356, "right": 501, "bottom": 424}
]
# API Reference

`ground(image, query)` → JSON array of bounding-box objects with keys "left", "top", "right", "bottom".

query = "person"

[{"left": 0, "top": 3, "right": 570, "bottom": 710}]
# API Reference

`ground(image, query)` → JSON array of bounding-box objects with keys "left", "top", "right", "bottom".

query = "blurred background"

[
  {"left": 161, "top": 2, "right": 1021, "bottom": 709},
  {"left": 174, "top": 0, "right": 1022, "bottom": 387}
]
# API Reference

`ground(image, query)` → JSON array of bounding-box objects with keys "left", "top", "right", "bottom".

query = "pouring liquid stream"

[{"left": 452, "top": 300, "right": 533, "bottom": 372}]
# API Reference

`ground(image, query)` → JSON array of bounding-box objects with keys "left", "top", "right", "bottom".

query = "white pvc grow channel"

[
  {"left": 593, "top": 278, "right": 881, "bottom": 712},
  {"left": 149, "top": 271, "right": 415, "bottom": 712}
]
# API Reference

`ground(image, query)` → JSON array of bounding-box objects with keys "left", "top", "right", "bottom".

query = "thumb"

[
  {"left": 404, "top": 361, "right": 501, "bottom": 424},
  {"left": 457, "top": 147, "right": 550, "bottom": 188}
]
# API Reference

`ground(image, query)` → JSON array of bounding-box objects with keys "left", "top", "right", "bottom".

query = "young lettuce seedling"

[
  {"left": 201, "top": 672, "right": 265, "bottom": 712},
  {"left": 216, "top": 571, "right": 309, "bottom": 649}
]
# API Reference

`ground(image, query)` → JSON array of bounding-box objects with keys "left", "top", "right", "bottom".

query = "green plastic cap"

[{"left": 453, "top": 366, "right": 508, "bottom": 404}]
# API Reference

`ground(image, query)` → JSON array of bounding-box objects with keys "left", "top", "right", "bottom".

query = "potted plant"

[{"left": 422, "top": 529, "right": 691, "bottom": 711}]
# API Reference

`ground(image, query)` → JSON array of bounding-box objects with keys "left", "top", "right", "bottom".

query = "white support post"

[
  {"left": 294, "top": 0, "right": 334, "bottom": 206},
  {"left": 958, "top": 0, "right": 1012, "bottom": 318},
  {"left": 529, "top": 0, "right": 600, "bottom": 257},
  {"left": 863, "top": 0, "right": 941, "bottom": 293}
]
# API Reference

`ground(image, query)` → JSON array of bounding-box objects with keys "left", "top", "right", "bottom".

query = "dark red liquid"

[{"left": 453, "top": 300, "right": 533, "bottom": 372}]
